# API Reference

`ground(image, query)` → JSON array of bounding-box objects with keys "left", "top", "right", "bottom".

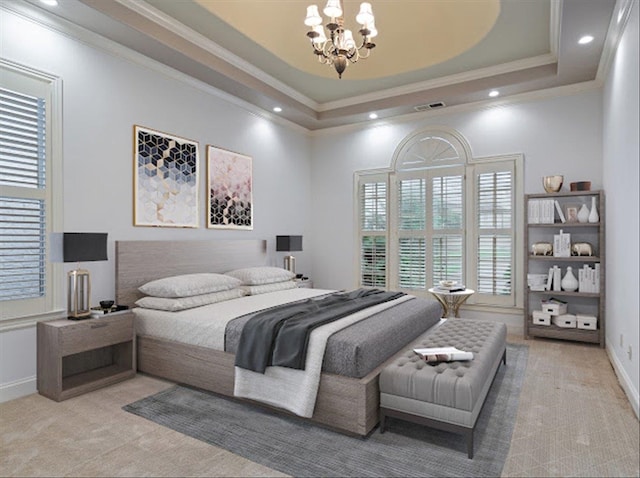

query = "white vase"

[
  {"left": 577, "top": 204, "right": 590, "bottom": 223},
  {"left": 561, "top": 266, "right": 579, "bottom": 292},
  {"left": 588, "top": 196, "right": 599, "bottom": 223}
]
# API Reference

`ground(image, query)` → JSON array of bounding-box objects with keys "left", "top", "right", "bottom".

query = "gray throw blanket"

[{"left": 235, "top": 288, "right": 405, "bottom": 373}]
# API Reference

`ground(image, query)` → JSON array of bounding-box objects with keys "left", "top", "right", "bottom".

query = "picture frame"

[
  {"left": 564, "top": 205, "right": 579, "bottom": 223},
  {"left": 133, "top": 125, "right": 200, "bottom": 228},
  {"left": 207, "top": 145, "right": 253, "bottom": 230}
]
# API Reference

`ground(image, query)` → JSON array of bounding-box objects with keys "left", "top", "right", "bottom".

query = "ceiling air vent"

[{"left": 414, "top": 102, "right": 446, "bottom": 112}]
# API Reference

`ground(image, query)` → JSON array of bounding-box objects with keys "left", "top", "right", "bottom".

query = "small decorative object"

[
  {"left": 565, "top": 205, "right": 579, "bottom": 223},
  {"left": 531, "top": 242, "right": 553, "bottom": 256},
  {"left": 570, "top": 181, "right": 591, "bottom": 191},
  {"left": 571, "top": 242, "right": 593, "bottom": 256},
  {"left": 439, "top": 280, "right": 458, "bottom": 288},
  {"left": 561, "top": 266, "right": 579, "bottom": 292},
  {"left": 577, "top": 203, "right": 590, "bottom": 223},
  {"left": 588, "top": 196, "right": 599, "bottom": 223},
  {"left": 134, "top": 125, "right": 199, "bottom": 228},
  {"left": 542, "top": 175, "right": 563, "bottom": 193},
  {"left": 99, "top": 300, "right": 115, "bottom": 309},
  {"left": 207, "top": 145, "right": 253, "bottom": 230}
]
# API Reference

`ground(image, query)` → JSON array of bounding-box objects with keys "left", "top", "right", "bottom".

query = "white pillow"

[
  {"left": 139, "top": 273, "right": 242, "bottom": 298},
  {"left": 225, "top": 266, "right": 295, "bottom": 285},
  {"left": 135, "top": 288, "right": 247, "bottom": 311},
  {"left": 241, "top": 280, "right": 297, "bottom": 295}
]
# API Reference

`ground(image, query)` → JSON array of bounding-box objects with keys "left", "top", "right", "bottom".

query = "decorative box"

[
  {"left": 541, "top": 298, "right": 568, "bottom": 316},
  {"left": 576, "top": 314, "right": 598, "bottom": 330},
  {"left": 532, "top": 310, "right": 551, "bottom": 326},
  {"left": 553, "top": 314, "right": 576, "bottom": 328}
]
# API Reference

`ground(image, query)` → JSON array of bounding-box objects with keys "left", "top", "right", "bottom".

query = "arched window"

[{"left": 356, "top": 126, "right": 521, "bottom": 309}]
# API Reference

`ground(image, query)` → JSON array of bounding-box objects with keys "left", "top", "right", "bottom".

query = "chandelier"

[{"left": 304, "top": 1, "right": 378, "bottom": 79}]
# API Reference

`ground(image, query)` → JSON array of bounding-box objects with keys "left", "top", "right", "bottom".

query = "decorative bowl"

[
  {"left": 99, "top": 300, "right": 115, "bottom": 310},
  {"left": 439, "top": 280, "right": 458, "bottom": 288},
  {"left": 570, "top": 181, "right": 591, "bottom": 191},
  {"left": 542, "top": 175, "right": 563, "bottom": 193}
]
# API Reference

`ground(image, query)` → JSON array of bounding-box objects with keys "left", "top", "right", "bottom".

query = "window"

[
  {"left": 0, "top": 60, "right": 62, "bottom": 323},
  {"left": 356, "top": 127, "right": 522, "bottom": 309}
]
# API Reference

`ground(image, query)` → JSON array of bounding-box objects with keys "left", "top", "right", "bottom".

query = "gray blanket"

[
  {"left": 227, "top": 295, "right": 443, "bottom": 378},
  {"left": 235, "top": 289, "right": 405, "bottom": 373}
]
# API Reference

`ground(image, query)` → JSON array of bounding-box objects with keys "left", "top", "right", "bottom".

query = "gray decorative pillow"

[
  {"left": 135, "top": 288, "right": 247, "bottom": 311},
  {"left": 241, "top": 280, "right": 297, "bottom": 295},
  {"left": 225, "top": 266, "right": 295, "bottom": 285},
  {"left": 138, "top": 273, "right": 242, "bottom": 298}
]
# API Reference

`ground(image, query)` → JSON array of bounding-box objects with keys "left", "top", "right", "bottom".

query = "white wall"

[
  {"left": 603, "top": 0, "right": 639, "bottom": 417},
  {"left": 0, "top": 9, "right": 312, "bottom": 401},
  {"left": 309, "top": 91, "right": 604, "bottom": 294}
]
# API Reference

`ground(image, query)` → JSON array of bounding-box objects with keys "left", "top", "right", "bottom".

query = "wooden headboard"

[{"left": 115, "top": 239, "right": 267, "bottom": 307}]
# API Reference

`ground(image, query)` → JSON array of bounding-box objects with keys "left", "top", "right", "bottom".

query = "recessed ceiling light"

[
  {"left": 578, "top": 35, "right": 594, "bottom": 45},
  {"left": 273, "top": 107, "right": 282, "bottom": 113},
  {"left": 40, "top": 0, "right": 58, "bottom": 6},
  {"left": 489, "top": 90, "right": 500, "bottom": 97},
  {"left": 369, "top": 113, "right": 378, "bottom": 119}
]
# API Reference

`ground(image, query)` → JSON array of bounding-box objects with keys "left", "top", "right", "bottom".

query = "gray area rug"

[{"left": 124, "top": 343, "right": 528, "bottom": 477}]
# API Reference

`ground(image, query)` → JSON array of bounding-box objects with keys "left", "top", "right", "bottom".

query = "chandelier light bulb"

[
  {"left": 343, "top": 30, "right": 356, "bottom": 50},
  {"left": 311, "top": 25, "right": 327, "bottom": 44},
  {"left": 305, "top": 5, "right": 322, "bottom": 26},
  {"left": 323, "top": 0, "right": 343, "bottom": 19},
  {"left": 367, "top": 22, "right": 378, "bottom": 38},
  {"left": 356, "top": 3, "right": 374, "bottom": 26}
]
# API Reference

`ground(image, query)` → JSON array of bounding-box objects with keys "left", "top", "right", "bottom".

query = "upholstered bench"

[{"left": 379, "top": 318, "right": 507, "bottom": 459}]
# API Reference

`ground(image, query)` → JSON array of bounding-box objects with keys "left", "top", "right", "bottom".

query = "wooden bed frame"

[{"left": 115, "top": 239, "right": 414, "bottom": 436}]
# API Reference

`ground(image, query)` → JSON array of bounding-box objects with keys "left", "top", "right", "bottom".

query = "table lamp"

[
  {"left": 276, "top": 235, "right": 302, "bottom": 274},
  {"left": 51, "top": 232, "right": 108, "bottom": 320}
]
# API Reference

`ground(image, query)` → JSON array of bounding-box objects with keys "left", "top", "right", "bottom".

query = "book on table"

[{"left": 413, "top": 346, "right": 474, "bottom": 363}]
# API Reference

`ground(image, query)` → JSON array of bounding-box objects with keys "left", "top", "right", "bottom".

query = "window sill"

[{"left": 0, "top": 309, "right": 66, "bottom": 332}]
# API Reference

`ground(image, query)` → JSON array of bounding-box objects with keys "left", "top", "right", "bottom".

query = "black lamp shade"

[
  {"left": 276, "top": 235, "right": 303, "bottom": 252},
  {"left": 51, "top": 233, "right": 108, "bottom": 262}
]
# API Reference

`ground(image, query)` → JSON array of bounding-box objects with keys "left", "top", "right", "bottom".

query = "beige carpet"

[{"left": 1, "top": 335, "right": 638, "bottom": 477}]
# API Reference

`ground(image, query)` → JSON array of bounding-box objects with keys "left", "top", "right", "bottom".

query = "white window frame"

[
  {"left": 0, "top": 59, "right": 63, "bottom": 329},
  {"left": 355, "top": 127, "right": 523, "bottom": 312}
]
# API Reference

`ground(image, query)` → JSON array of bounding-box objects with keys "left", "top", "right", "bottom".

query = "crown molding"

[
  {"left": 312, "top": 80, "right": 602, "bottom": 138},
  {"left": 596, "top": 0, "right": 636, "bottom": 82},
  {"left": 1, "top": 1, "right": 311, "bottom": 135},
  {"left": 318, "top": 54, "right": 557, "bottom": 112},
  {"left": 114, "top": 0, "right": 319, "bottom": 111}
]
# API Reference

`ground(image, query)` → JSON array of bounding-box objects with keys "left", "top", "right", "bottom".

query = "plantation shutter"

[
  {"left": 0, "top": 88, "right": 47, "bottom": 301},
  {"left": 431, "top": 173, "right": 464, "bottom": 285},
  {"left": 358, "top": 176, "right": 388, "bottom": 287},
  {"left": 397, "top": 177, "right": 426, "bottom": 289},
  {"left": 472, "top": 163, "right": 515, "bottom": 305}
]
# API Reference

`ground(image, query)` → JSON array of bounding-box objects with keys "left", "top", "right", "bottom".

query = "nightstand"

[
  {"left": 296, "top": 278, "right": 314, "bottom": 288},
  {"left": 37, "top": 310, "right": 136, "bottom": 401}
]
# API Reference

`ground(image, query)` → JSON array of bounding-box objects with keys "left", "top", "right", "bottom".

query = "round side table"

[{"left": 428, "top": 288, "right": 475, "bottom": 318}]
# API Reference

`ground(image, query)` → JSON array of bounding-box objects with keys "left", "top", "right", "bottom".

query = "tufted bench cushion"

[{"left": 379, "top": 318, "right": 506, "bottom": 458}]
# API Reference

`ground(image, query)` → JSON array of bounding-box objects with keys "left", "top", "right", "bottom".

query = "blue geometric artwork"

[{"left": 134, "top": 125, "right": 199, "bottom": 227}]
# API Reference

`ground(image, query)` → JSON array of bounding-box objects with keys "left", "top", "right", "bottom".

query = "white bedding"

[{"left": 133, "top": 288, "right": 334, "bottom": 350}]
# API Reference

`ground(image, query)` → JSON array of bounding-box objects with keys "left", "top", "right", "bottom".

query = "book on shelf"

[
  {"left": 528, "top": 199, "right": 556, "bottom": 224},
  {"left": 553, "top": 230, "right": 571, "bottom": 257},
  {"left": 546, "top": 267, "right": 554, "bottom": 291},
  {"left": 553, "top": 265, "right": 562, "bottom": 291},
  {"left": 554, "top": 200, "right": 566, "bottom": 223},
  {"left": 413, "top": 347, "right": 474, "bottom": 363}
]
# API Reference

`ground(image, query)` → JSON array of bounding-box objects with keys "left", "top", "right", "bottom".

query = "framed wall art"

[
  {"left": 133, "top": 125, "right": 199, "bottom": 228},
  {"left": 207, "top": 145, "right": 253, "bottom": 230}
]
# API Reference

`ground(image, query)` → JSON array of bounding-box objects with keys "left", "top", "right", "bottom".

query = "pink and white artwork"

[{"left": 207, "top": 145, "right": 253, "bottom": 229}]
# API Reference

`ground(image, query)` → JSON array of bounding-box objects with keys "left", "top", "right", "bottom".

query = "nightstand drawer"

[{"left": 60, "top": 315, "right": 133, "bottom": 356}]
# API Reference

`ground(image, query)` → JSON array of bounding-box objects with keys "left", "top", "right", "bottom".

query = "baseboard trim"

[
  {"left": 0, "top": 376, "right": 37, "bottom": 404},
  {"left": 606, "top": 345, "right": 640, "bottom": 420}
]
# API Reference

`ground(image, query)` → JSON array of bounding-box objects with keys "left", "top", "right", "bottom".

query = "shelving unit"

[{"left": 524, "top": 190, "right": 605, "bottom": 347}]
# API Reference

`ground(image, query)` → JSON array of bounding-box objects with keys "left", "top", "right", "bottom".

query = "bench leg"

[
  {"left": 379, "top": 410, "right": 386, "bottom": 433},
  {"left": 503, "top": 348, "right": 507, "bottom": 365},
  {"left": 466, "top": 428, "right": 474, "bottom": 459}
]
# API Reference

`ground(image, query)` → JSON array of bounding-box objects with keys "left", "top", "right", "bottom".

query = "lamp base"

[
  {"left": 68, "top": 268, "right": 91, "bottom": 320},
  {"left": 283, "top": 255, "right": 296, "bottom": 274}
]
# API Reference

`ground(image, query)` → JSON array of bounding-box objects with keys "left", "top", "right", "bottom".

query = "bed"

[{"left": 115, "top": 239, "right": 443, "bottom": 436}]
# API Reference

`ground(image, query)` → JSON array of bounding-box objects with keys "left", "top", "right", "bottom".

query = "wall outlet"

[
  {"left": 620, "top": 333, "right": 624, "bottom": 347},
  {"left": 628, "top": 345, "right": 632, "bottom": 360}
]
